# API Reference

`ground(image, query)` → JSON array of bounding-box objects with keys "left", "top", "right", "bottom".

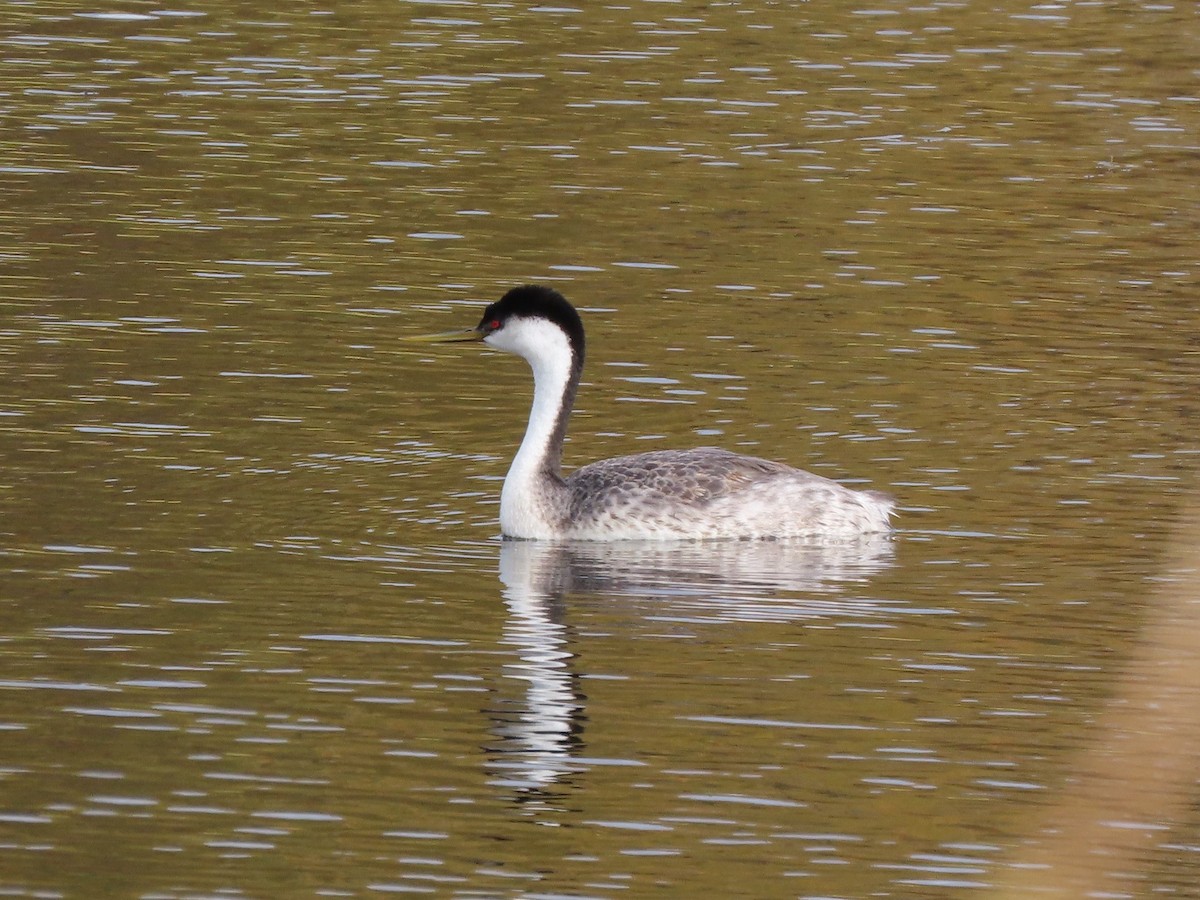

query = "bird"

[{"left": 408, "top": 285, "right": 895, "bottom": 540}]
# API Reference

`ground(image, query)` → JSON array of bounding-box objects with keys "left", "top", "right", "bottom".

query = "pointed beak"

[{"left": 402, "top": 327, "right": 485, "bottom": 344}]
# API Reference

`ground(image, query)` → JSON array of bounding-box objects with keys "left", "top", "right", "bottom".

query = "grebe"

[{"left": 409, "top": 285, "right": 894, "bottom": 540}]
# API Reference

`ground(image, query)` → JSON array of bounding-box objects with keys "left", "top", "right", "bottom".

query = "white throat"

[{"left": 487, "top": 317, "right": 577, "bottom": 538}]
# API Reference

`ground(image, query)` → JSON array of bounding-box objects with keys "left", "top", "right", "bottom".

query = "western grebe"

[{"left": 409, "top": 285, "right": 895, "bottom": 540}]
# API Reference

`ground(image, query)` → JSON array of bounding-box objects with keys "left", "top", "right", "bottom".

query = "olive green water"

[{"left": 2, "top": 2, "right": 1199, "bottom": 897}]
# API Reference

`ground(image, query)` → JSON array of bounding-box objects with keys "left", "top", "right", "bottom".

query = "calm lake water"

[{"left": 3, "top": 2, "right": 1199, "bottom": 897}]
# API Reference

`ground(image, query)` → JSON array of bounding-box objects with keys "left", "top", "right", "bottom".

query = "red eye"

[{"left": 488, "top": 319, "right": 501, "bottom": 331}]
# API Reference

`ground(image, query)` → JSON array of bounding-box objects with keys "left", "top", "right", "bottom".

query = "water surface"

[{"left": 2, "top": 1, "right": 1199, "bottom": 896}]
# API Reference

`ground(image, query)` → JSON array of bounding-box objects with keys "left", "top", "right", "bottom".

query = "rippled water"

[{"left": 3, "top": 1, "right": 1199, "bottom": 897}]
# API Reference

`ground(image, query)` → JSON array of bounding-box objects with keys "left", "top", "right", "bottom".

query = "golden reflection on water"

[{"left": 992, "top": 501, "right": 1200, "bottom": 897}]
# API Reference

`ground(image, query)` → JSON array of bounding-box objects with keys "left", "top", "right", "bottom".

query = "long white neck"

[{"left": 488, "top": 318, "right": 581, "bottom": 539}]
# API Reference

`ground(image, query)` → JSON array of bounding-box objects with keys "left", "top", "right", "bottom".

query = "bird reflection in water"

[
  {"left": 482, "top": 535, "right": 895, "bottom": 807},
  {"left": 485, "top": 570, "right": 583, "bottom": 806}
]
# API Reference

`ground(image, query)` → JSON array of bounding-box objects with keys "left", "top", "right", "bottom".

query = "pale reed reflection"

[
  {"left": 483, "top": 536, "right": 895, "bottom": 803},
  {"left": 991, "top": 501, "right": 1200, "bottom": 897}
]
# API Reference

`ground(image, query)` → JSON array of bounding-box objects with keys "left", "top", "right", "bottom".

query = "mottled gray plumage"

[
  {"left": 566, "top": 447, "right": 793, "bottom": 524},
  {"left": 560, "top": 447, "right": 892, "bottom": 539}
]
